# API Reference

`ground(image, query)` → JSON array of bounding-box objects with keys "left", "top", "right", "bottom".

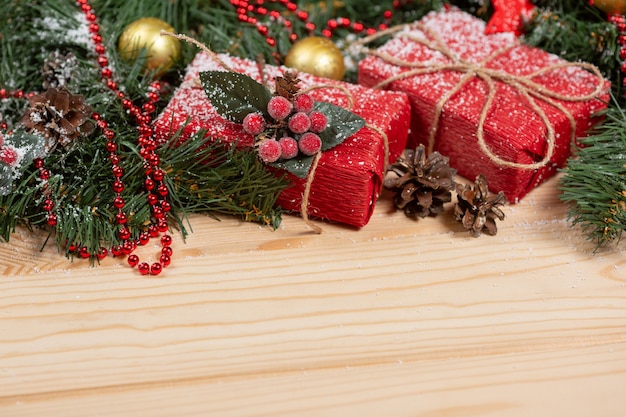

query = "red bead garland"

[
  {"left": 74, "top": 0, "right": 173, "bottom": 276},
  {"left": 32, "top": 157, "right": 59, "bottom": 227},
  {"left": 608, "top": 13, "right": 626, "bottom": 92},
  {"left": 229, "top": 0, "right": 410, "bottom": 50}
]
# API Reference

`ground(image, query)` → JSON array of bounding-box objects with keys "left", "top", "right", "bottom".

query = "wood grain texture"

[{"left": 1, "top": 174, "right": 625, "bottom": 416}]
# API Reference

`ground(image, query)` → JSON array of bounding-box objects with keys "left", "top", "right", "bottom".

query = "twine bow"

[{"left": 354, "top": 21, "right": 607, "bottom": 170}]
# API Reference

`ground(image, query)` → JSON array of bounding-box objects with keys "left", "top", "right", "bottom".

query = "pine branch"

[
  {"left": 0, "top": 168, "right": 50, "bottom": 241},
  {"left": 0, "top": 0, "right": 288, "bottom": 261},
  {"left": 0, "top": 128, "right": 288, "bottom": 256},
  {"left": 559, "top": 104, "right": 626, "bottom": 248},
  {"left": 161, "top": 131, "right": 288, "bottom": 229}
]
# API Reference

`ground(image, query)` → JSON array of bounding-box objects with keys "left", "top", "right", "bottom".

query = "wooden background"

[{"left": 1, "top": 173, "right": 625, "bottom": 416}]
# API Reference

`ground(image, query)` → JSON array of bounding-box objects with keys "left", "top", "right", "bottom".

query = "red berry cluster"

[
  {"left": 0, "top": 133, "right": 18, "bottom": 166},
  {"left": 242, "top": 92, "right": 328, "bottom": 163}
]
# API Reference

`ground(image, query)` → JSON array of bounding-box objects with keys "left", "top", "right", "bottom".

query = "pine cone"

[
  {"left": 42, "top": 51, "right": 77, "bottom": 89},
  {"left": 384, "top": 145, "right": 457, "bottom": 218},
  {"left": 275, "top": 71, "right": 301, "bottom": 101},
  {"left": 454, "top": 174, "right": 507, "bottom": 237},
  {"left": 20, "top": 87, "right": 95, "bottom": 152}
]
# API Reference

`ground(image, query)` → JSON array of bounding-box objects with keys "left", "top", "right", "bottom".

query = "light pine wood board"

[{"left": 1, "top": 174, "right": 625, "bottom": 416}]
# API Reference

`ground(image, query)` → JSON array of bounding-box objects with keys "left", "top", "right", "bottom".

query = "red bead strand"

[
  {"left": 228, "top": 0, "right": 412, "bottom": 49},
  {"left": 608, "top": 13, "right": 626, "bottom": 93},
  {"left": 77, "top": 0, "right": 172, "bottom": 276},
  {"left": 32, "top": 157, "right": 59, "bottom": 227}
]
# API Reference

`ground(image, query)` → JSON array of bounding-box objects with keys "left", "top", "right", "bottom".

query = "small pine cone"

[
  {"left": 454, "top": 174, "right": 507, "bottom": 237},
  {"left": 384, "top": 145, "right": 457, "bottom": 218},
  {"left": 20, "top": 87, "right": 95, "bottom": 152},
  {"left": 274, "top": 71, "right": 301, "bottom": 101},
  {"left": 42, "top": 51, "right": 77, "bottom": 89}
]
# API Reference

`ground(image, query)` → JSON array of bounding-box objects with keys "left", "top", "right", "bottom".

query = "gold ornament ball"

[
  {"left": 284, "top": 36, "right": 345, "bottom": 80},
  {"left": 118, "top": 17, "right": 181, "bottom": 76},
  {"left": 591, "top": 0, "right": 626, "bottom": 14}
]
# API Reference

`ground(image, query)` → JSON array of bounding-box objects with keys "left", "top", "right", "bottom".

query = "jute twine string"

[
  {"left": 299, "top": 152, "right": 323, "bottom": 233},
  {"left": 295, "top": 86, "right": 389, "bottom": 233},
  {"left": 352, "top": 22, "right": 607, "bottom": 170},
  {"left": 162, "top": 31, "right": 237, "bottom": 72},
  {"left": 163, "top": 31, "right": 389, "bottom": 233}
]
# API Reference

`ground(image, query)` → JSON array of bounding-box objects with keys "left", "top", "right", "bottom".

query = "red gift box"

[
  {"left": 358, "top": 8, "right": 610, "bottom": 202},
  {"left": 154, "top": 52, "right": 411, "bottom": 227}
]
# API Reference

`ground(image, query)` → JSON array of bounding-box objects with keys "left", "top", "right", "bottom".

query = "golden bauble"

[
  {"left": 117, "top": 17, "right": 181, "bottom": 77},
  {"left": 591, "top": 0, "right": 626, "bottom": 14},
  {"left": 284, "top": 36, "right": 345, "bottom": 81}
]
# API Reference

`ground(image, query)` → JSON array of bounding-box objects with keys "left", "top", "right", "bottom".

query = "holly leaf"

[
  {"left": 9, "top": 132, "right": 46, "bottom": 160},
  {"left": 314, "top": 101, "right": 365, "bottom": 151},
  {"left": 270, "top": 154, "right": 314, "bottom": 179},
  {"left": 199, "top": 71, "right": 273, "bottom": 123}
]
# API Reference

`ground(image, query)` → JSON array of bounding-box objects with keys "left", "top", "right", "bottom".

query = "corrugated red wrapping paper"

[
  {"left": 358, "top": 8, "right": 610, "bottom": 202},
  {"left": 154, "top": 52, "right": 410, "bottom": 227}
]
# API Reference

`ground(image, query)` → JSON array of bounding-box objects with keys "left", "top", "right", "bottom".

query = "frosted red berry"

[
  {"left": 298, "top": 132, "right": 322, "bottom": 156},
  {"left": 279, "top": 136, "right": 298, "bottom": 159},
  {"left": 267, "top": 96, "right": 292, "bottom": 120},
  {"left": 309, "top": 111, "right": 328, "bottom": 133},
  {"left": 242, "top": 112, "right": 266, "bottom": 135},
  {"left": 294, "top": 93, "right": 314, "bottom": 113},
  {"left": 257, "top": 139, "right": 282, "bottom": 163},
  {"left": 287, "top": 112, "right": 311, "bottom": 134},
  {"left": 0, "top": 145, "right": 18, "bottom": 166}
]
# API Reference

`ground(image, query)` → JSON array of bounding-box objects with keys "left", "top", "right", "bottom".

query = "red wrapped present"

[
  {"left": 154, "top": 52, "right": 411, "bottom": 227},
  {"left": 358, "top": 8, "right": 610, "bottom": 202}
]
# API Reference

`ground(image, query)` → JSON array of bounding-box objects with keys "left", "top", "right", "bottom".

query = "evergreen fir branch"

[
  {"left": 525, "top": 0, "right": 623, "bottom": 99},
  {"left": 0, "top": 0, "right": 289, "bottom": 262},
  {"left": 160, "top": 131, "right": 288, "bottom": 229},
  {"left": 560, "top": 105, "right": 626, "bottom": 248},
  {"left": 0, "top": 168, "right": 50, "bottom": 241},
  {"left": 0, "top": 127, "right": 288, "bottom": 258}
]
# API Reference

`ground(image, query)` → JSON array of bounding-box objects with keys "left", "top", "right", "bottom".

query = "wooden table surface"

[{"left": 1, "top": 173, "right": 625, "bottom": 417}]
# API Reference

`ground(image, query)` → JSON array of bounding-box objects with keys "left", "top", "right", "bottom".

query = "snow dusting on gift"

[{"left": 358, "top": 8, "right": 610, "bottom": 203}]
